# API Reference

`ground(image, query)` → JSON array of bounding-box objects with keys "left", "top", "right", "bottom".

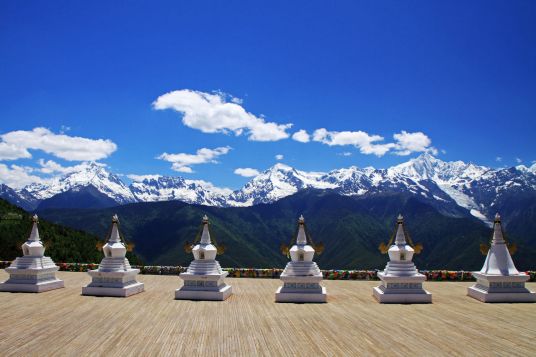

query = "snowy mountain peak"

[
  {"left": 227, "top": 163, "right": 336, "bottom": 206},
  {"left": 390, "top": 153, "right": 489, "bottom": 183},
  {"left": 269, "top": 162, "right": 294, "bottom": 172},
  {"left": 24, "top": 162, "right": 136, "bottom": 204}
]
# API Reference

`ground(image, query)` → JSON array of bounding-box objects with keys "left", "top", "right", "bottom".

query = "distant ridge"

[{"left": 38, "top": 189, "right": 536, "bottom": 270}]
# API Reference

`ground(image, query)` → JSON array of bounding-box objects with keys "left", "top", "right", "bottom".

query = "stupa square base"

[
  {"left": 0, "top": 278, "right": 64, "bottom": 293},
  {"left": 83, "top": 269, "right": 144, "bottom": 297},
  {"left": 467, "top": 273, "right": 535, "bottom": 303},
  {"left": 82, "top": 282, "right": 144, "bottom": 297},
  {"left": 373, "top": 286, "right": 432, "bottom": 304},
  {"left": 467, "top": 285, "right": 536, "bottom": 303},
  {"left": 275, "top": 286, "right": 327, "bottom": 303},
  {"left": 175, "top": 284, "right": 232, "bottom": 301}
]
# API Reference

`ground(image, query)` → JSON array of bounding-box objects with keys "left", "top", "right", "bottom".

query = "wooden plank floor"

[{"left": 0, "top": 270, "right": 535, "bottom": 357}]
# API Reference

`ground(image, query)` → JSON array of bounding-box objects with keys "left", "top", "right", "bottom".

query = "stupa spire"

[
  {"left": 200, "top": 215, "right": 211, "bottom": 244},
  {"left": 296, "top": 215, "right": 307, "bottom": 245},
  {"left": 491, "top": 213, "right": 505, "bottom": 245},
  {"left": 109, "top": 214, "right": 121, "bottom": 243},
  {"left": 29, "top": 214, "right": 40, "bottom": 242},
  {"left": 394, "top": 214, "right": 406, "bottom": 245}
]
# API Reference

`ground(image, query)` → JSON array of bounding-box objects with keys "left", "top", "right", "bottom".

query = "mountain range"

[{"left": 2, "top": 153, "right": 536, "bottom": 228}]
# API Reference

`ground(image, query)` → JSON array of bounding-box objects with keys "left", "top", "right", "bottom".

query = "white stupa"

[
  {"left": 0, "top": 215, "right": 64, "bottom": 293},
  {"left": 275, "top": 215, "right": 327, "bottom": 303},
  {"left": 373, "top": 214, "right": 431, "bottom": 303},
  {"left": 175, "top": 215, "right": 232, "bottom": 301},
  {"left": 467, "top": 213, "right": 535, "bottom": 303},
  {"left": 82, "top": 215, "right": 144, "bottom": 297}
]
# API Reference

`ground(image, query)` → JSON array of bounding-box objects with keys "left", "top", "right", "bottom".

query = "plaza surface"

[{"left": 0, "top": 270, "right": 534, "bottom": 356}]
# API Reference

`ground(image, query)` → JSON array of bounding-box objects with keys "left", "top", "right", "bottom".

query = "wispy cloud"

[
  {"left": 0, "top": 163, "right": 42, "bottom": 189},
  {"left": 311, "top": 128, "right": 436, "bottom": 157},
  {"left": 37, "top": 159, "right": 97, "bottom": 175},
  {"left": 312, "top": 128, "right": 394, "bottom": 156},
  {"left": 392, "top": 131, "right": 437, "bottom": 156},
  {"left": 234, "top": 167, "right": 260, "bottom": 177},
  {"left": 275, "top": 154, "right": 284, "bottom": 160},
  {"left": 292, "top": 129, "right": 310, "bottom": 143},
  {"left": 153, "top": 90, "right": 292, "bottom": 141},
  {"left": 158, "top": 146, "right": 232, "bottom": 173}
]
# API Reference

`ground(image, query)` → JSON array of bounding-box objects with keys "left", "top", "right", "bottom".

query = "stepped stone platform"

[{"left": 1, "top": 270, "right": 535, "bottom": 356}]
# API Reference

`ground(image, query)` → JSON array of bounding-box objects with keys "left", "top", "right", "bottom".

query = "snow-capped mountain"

[
  {"left": 24, "top": 162, "right": 136, "bottom": 206},
  {"left": 227, "top": 163, "right": 336, "bottom": 206},
  {"left": 129, "top": 176, "right": 231, "bottom": 206},
  {"left": 2, "top": 154, "right": 536, "bottom": 226},
  {"left": 0, "top": 184, "right": 39, "bottom": 211}
]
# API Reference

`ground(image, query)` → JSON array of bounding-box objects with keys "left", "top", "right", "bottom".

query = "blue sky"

[{"left": 1, "top": 1, "right": 535, "bottom": 189}]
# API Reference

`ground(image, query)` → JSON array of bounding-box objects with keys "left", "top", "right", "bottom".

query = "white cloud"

[
  {"left": 392, "top": 131, "right": 437, "bottom": 156},
  {"left": 158, "top": 146, "right": 231, "bottom": 173},
  {"left": 338, "top": 152, "right": 352, "bottom": 157},
  {"left": 516, "top": 157, "right": 522, "bottom": 164},
  {"left": 311, "top": 128, "right": 436, "bottom": 157},
  {"left": 0, "top": 163, "right": 43, "bottom": 189},
  {"left": 37, "top": 159, "right": 90, "bottom": 175},
  {"left": 312, "top": 128, "right": 394, "bottom": 156},
  {"left": 0, "top": 142, "right": 32, "bottom": 160},
  {"left": 292, "top": 129, "right": 310, "bottom": 143},
  {"left": 496, "top": 156, "right": 502, "bottom": 162},
  {"left": 153, "top": 90, "right": 292, "bottom": 141},
  {"left": 230, "top": 96, "right": 243, "bottom": 105},
  {"left": 275, "top": 154, "right": 284, "bottom": 160},
  {"left": 0, "top": 127, "right": 117, "bottom": 161},
  {"left": 190, "top": 179, "right": 233, "bottom": 196},
  {"left": 234, "top": 167, "right": 260, "bottom": 177},
  {"left": 127, "top": 174, "right": 162, "bottom": 182}
]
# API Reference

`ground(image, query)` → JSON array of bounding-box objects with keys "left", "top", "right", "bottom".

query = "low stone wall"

[{"left": 1, "top": 261, "right": 535, "bottom": 281}]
